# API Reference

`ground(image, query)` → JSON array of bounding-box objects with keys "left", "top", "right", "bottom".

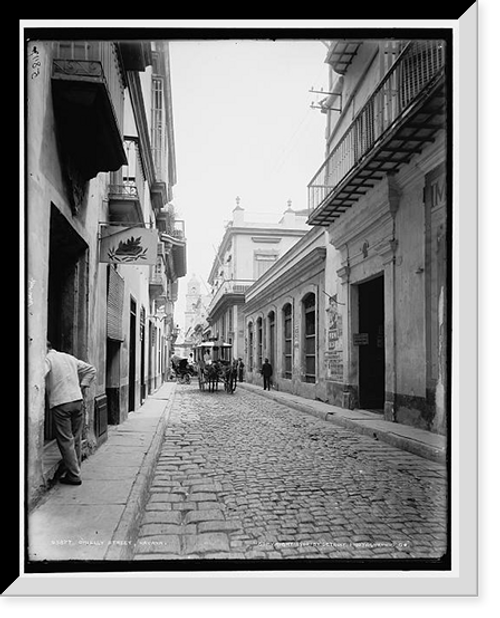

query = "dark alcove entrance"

[{"left": 357, "top": 275, "right": 385, "bottom": 411}]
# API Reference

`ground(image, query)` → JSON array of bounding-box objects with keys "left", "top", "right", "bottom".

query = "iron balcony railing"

[
  {"left": 207, "top": 280, "right": 253, "bottom": 316},
  {"left": 108, "top": 137, "right": 146, "bottom": 225},
  {"left": 308, "top": 40, "right": 445, "bottom": 212},
  {"left": 164, "top": 220, "right": 186, "bottom": 241},
  {"left": 108, "top": 183, "right": 140, "bottom": 199}
]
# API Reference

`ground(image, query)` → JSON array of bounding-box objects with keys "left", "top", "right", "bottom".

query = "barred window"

[
  {"left": 303, "top": 293, "right": 316, "bottom": 383},
  {"left": 248, "top": 322, "right": 254, "bottom": 371},
  {"left": 257, "top": 317, "right": 263, "bottom": 369},
  {"left": 268, "top": 310, "right": 276, "bottom": 369},
  {"left": 283, "top": 303, "right": 292, "bottom": 379}
]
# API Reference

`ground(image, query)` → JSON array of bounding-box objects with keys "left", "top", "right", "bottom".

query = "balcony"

[
  {"left": 108, "top": 138, "right": 145, "bottom": 225},
  {"left": 151, "top": 181, "right": 168, "bottom": 213},
  {"left": 108, "top": 183, "right": 144, "bottom": 226},
  {"left": 307, "top": 40, "right": 446, "bottom": 226},
  {"left": 207, "top": 280, "right": 253, "bottom": 319},
  {"left": 51, "top": 52, "right": 127, "bottom": 181},
  {"left": 156, "top": 297, "right": 175, "bottom": 319},
  {"left": 160, "top": 219, "right": 187, "bottom": 280},
  {"left": 158, "top": 214, "right": 186, "bottom": 241},
  {"left": 149, "top": 246, "right": 167, "bottom": 300}
]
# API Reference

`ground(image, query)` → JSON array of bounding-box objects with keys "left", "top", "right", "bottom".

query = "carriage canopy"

[{"left": 192, "top": 341, "right": 233, "bottom": 363}]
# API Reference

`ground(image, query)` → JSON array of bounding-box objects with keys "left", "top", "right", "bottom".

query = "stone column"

[{"left": 376, "top": 238, "right": 399, "bottom": 421}]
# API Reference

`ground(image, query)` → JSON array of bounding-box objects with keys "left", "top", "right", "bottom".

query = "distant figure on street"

[
  {"left": 237, "top": 358, "right": 245, "bottom": 382},
  {"left": 44, "top": 342, "right": 96, "bottom": 486},
  {"left": 261, "top": 358, "right": 273, "bottom": 391}
]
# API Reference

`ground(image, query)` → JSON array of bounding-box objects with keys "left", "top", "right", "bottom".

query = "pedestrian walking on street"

[
  {"left": 238, "top": 358, "right": 245, "bottom": 382},
  {"left": 261, "top": 358, "right": 273, "bottom": 391},
  {"left": 44, "top": 342, "right": 96, "bottom": 486}
]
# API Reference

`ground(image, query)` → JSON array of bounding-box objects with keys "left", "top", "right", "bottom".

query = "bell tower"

[{"left": 184, "top": 274, "right": 202, "bottom": 334}]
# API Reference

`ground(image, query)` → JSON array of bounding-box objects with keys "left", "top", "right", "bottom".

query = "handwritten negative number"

[{"left": 30, "top": 46, "right": 41, "bottom": 79}]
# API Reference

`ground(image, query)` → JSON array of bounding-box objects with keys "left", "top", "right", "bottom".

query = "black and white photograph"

[{"left": 13, "top": 10, "right": 481, "bottom": 599}]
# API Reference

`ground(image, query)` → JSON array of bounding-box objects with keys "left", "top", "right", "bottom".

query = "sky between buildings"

[{"left": 168, "top": 38, "right": 330, "bottom": 330}]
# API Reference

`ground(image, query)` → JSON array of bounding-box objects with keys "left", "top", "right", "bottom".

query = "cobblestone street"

[{"left": 132, "top": 384, "right": 448, "bottom": 562}]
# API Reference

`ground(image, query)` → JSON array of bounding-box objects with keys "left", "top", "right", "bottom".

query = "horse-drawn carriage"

[{"left": 193, "top": 341, "right": 238, "bottom": 393}]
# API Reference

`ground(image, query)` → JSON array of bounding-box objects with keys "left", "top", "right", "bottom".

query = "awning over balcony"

[
  {"left": 308, "top": 41, "right": 447, "bottom": 226},
  {"left": 151, "top": 180, "right": 168, "bottom": 212},
  {"left": 172, "top": 242, "right": 187, "bottom": 279},
  {"left": 118, "top": 42, "right": 152, "bottom": 71},
  {"left": 51, "top": 59, "right": 127, "bottom": 180},
  {"left": 326, "top": 40, "right": 363, "bottom": 75},
  {"left": 160, "top": 220, "right": 187, "bottom": 279}
]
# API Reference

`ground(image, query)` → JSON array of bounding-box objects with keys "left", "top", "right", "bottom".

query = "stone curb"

[{"left": 104, "top": 384, "right": 178, "bottom": 561}]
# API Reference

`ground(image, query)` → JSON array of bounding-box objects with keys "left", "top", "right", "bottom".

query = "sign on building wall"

[
  {"left": 99, "top": 226, "right": 159, "bottom": 265},
  {"left": 325, "top": 294, "right": 343, "bottom": 382}
]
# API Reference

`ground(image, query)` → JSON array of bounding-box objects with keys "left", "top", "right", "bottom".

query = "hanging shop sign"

[{"left": 99, "top": 226, "right": 159, "bottom": 265}]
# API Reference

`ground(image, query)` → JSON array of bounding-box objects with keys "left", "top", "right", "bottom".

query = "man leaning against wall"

[{"left": 44, "top": 341, "right": 96, "bottom": 486}]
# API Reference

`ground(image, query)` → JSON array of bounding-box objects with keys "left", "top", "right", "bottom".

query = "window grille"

[
  {"left": 283, "top": 304, "right": 293, "bottom": 379},
  {"left": 303, "top": 294, "right": 316, "bottom": 383},
  {"left": 268, "top": 311, "right": 276, "bottom": 369},
  {"left": 248, "top": 322, "right": 254, "bottom": 371},
  {"left": 257, "top": 318, "right": 263, "bottom": 369}
]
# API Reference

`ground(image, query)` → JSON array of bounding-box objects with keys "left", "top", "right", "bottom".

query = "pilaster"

[{"left": 377, "top": 174, "right": 401, "bottom": 421}]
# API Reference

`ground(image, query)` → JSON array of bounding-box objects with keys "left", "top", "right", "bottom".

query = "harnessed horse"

[{"left": 205, "top": 361, "right": 221, "bottom": 392}]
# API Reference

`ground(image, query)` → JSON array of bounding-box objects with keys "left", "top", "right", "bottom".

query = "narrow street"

[
  {"left": 132, "top": 384, "right": 447, "bottom": 561},
  {"left": 19, "top": 26, "right": 478, "bottom": 600}
]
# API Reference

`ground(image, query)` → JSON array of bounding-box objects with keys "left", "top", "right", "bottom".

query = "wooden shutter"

[{"left": 107, "top": 266, "right": 124, "bottom": 341}]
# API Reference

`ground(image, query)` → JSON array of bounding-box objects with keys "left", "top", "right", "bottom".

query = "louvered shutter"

[{"left": 107, "top": 267, "right": 124, "bottom": 341}]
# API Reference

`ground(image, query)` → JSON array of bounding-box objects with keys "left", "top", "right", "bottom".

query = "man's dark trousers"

[{"left": 52, "top": 400, "right": 83, "bottom": 481}]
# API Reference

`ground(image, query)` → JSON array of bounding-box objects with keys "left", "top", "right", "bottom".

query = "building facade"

[
  {"left": 242, "top": 38, "right": 448, "bottom": 436},
  {"left": 206, "top": 200, "right": 310, "bottom": 360},
  {"left": 243, "top": 227, "right": 330, "bottom": 399},
  {"left": 306, "top": 38, "right": 448, "bottom": 433},
  {"left": 26, "top": 38, "right": 186, "bottom": 508}
]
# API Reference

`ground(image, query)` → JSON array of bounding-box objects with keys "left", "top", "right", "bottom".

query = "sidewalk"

[
  {"left": 27, "top": 381, "right": 177, "bottom": 563},
  {"left": 238, "top": 382, "right": 447, "bottom": 465}
]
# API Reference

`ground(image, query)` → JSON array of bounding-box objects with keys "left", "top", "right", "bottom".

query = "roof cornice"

[{"left": 244, "top": 247, "right": 326, "bottom": 313}]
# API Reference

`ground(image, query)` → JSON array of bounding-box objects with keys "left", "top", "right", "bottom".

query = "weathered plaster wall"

[{"left": 27, "top": 42, "right": 112, "bottom": 505}]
